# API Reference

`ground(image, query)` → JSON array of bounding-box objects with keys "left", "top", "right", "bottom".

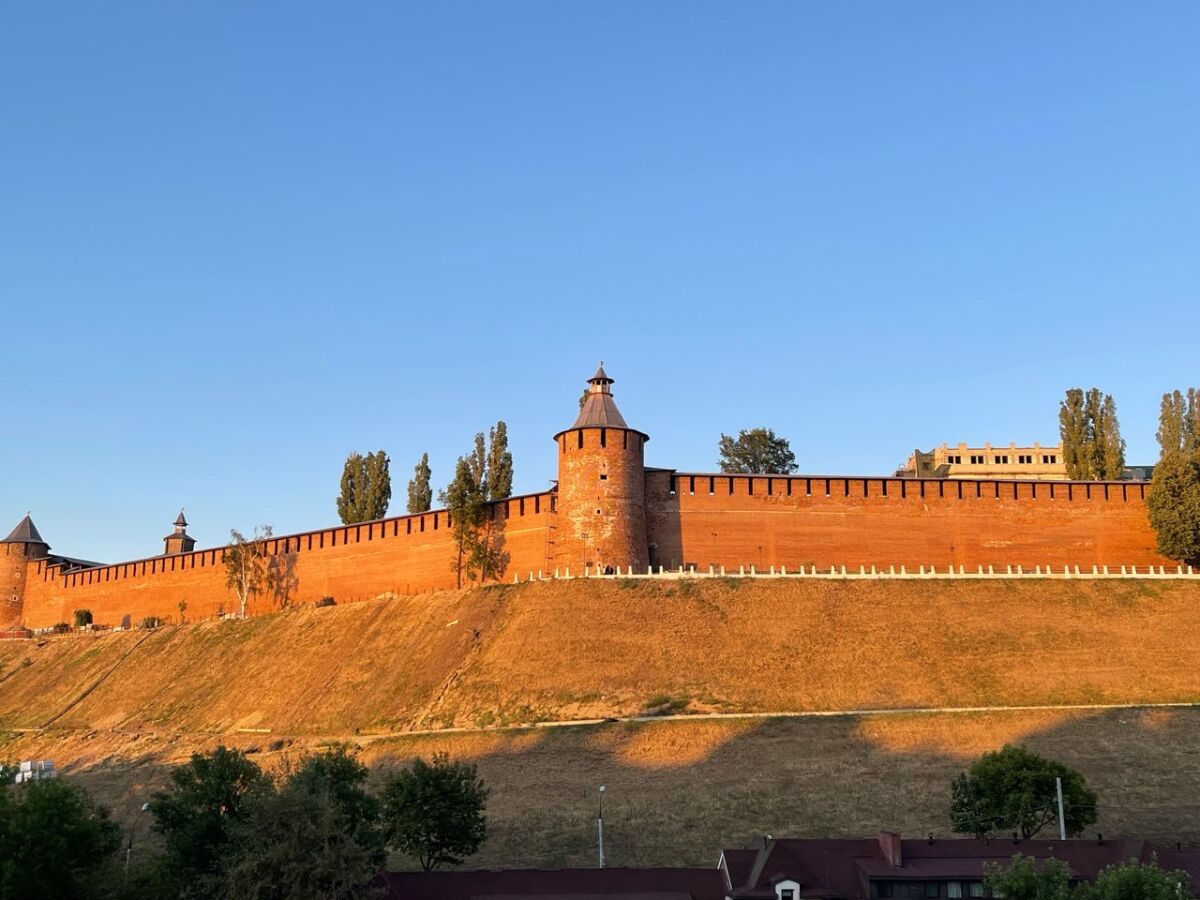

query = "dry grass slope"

[{"left": 2, "top": 577, "right": 1199, "bottom": 867}]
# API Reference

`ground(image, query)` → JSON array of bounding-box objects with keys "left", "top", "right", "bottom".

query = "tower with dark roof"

[
  {"left": 163, "top": 510, "right": 196, "bottom": 556},
  {"left": 1, "top": 514, "right": 50, "bottom": 621},
  {"left": 553, "top": 365, "right": 649, "bottom": 574}
]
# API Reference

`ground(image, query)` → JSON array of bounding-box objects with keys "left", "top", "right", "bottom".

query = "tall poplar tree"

[
  {"left": 407, "top": 453, "right": 433, "bottom": 514},
  {"left": 337, "top": 451, "right": 391, "bottom": 523},
  {"left": 1148, "top": 386, "right": 1200, "bottom": 563},
  {"left": 469, "top": 433, "right": 487, "bottom": 497},
  {"left": 1059, "top": 388, "right": 1123, "bottom": 480},
  {"left": 486, "top": 421, "right": 513, "bottom": 501},
  {"left": 1059, "top": 389, "right": 1089, "bottom": 479}
]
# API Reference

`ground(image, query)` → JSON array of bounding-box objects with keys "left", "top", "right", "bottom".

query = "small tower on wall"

[
  {"left": 554, "top": 365, "right": 649, "bottom": 574},
  {"left": 1, "top": 514, "right": 50, "bottom": 621},
  {"left": 163, "top": 509, "right": 196, "bottom": 556}
]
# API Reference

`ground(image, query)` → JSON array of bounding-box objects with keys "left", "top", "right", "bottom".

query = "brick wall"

[
  {"left": 645, "top": 472, "right": 1169, "bottom": 571},
  {"left": 20, "top": 492, "right": 555, "bottom": 629}
]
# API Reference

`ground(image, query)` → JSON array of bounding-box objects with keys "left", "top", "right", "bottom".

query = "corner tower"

[
  {"left": 554, "top": 365, "right": 649, "bottom": 574},
  {"left": 1, "top": 515, "right": 50, "bottom": 623}
]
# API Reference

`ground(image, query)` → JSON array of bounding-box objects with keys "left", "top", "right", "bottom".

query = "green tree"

[
  {"left": 1060, "top": 389, "right": 1090, "bottom": 479},
  {"left": 1146, "top": 449, "right": 1200, "bottom": 564},
  {"left": 407, "top": 453, "right": 433, "bottom": 514},
  {"left": 717, "top": 428, "right": 798, "bottom": 474},
  {"left": 337, "top": 450, "right": 391, "bottom": 524},
  {"left": 218, "top": 778, "right": 383, "bottom": 900},
  {"left": 1157, "top": 388, "right": 1200, "bottom": 457},
  {"left": 486, "top": 421, "right": 513, "bottom": 501},
  {"left": 442, "top": 457, "right": 485, "bottom": 589},
  {"left": 284, "top": 746, "right": 383, "bottom": 862},
  {"left": 223, "top": 527, "right": 273, "bottom": 618},
  {"left": 949, "top": 744, "right": 1097, "bottom": 839},
  {"left": 149, "top": 746, "right": 271, "bottom": 897},
  {"left": 0, "top": 777, "right": 121, "bottom": 900},
  {"left": 469, "top": 433, "right": 487, "bottom": 497},
  {"left": 984, "top": 854, "right": 1072, "bottom": 900},
  {"left": 1059, "top": 388, "right": 1124, "bottom": 480},
  {"left": 380, "top": 753, "right": 488, "bottom": 871},
  {"left": 1075, "top": 856, "right": 1192, "bottom": 900}
]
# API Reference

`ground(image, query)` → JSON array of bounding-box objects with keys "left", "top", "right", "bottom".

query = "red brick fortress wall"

[
  {"left": 20, "top": 493, "right": 555, "bottom": 630},
  {"left": 553, "top": 426, "right": 649, "bottom": 574},
  {"left": 645, "top": 472, "right": 1171, "bottom": 572}
]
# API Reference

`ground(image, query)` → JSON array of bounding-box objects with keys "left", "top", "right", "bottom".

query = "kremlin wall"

[{"left": 2, "top": 367, "right": 1173, "bottom": 631}]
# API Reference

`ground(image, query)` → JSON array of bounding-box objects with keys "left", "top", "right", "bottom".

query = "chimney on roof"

[{"left": 877, "top": 832, "right": 902, "bottom": 868}]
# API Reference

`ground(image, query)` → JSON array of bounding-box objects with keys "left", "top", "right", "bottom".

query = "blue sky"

[{"left": 2, "top": 3, "right": 1197, "bottom": 562}]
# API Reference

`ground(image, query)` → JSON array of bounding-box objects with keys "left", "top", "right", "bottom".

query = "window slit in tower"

[
  {"left": 622, "top": 431, "right": 628, "bottom": 449},
  {"left": 689, "top": 476, "right": 695, "bottom": 495},
  {"left": 882, "top": 480, "right": 888, "bottom": 498},
  {"left": 728, "top": 478, "right": 734, "bottom": 496},
  {"left": 748, "top": 479, "right": 753, "bottom": 496},
  {"left": 844, "top": 480, "right": 850, "bottom": 498},
  {"left": 577, "top": 430, "right": 583, "bottom": 449},
  {"left": 900, "top": 480, "right": 907, "bottom": 499},
  {"left": 787, "top": 478, "right": 793, "bottom": 496},
  {"left": 600, "top": 429, "right": 606, "bottom": 448},
  {"left": 709, "top": 477, "right": 715, "bottom": 495}
]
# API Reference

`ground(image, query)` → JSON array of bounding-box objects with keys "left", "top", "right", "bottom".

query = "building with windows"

[
  {"left": 718, "top": 833, "right": 1199, "bottom": 900},
  {"left": 901, "top": 443, "right": 1068, "bottom": 481}
]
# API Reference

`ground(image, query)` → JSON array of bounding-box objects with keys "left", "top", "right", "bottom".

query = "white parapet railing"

[{"left": 514, "top": 563, "right": 1198, "bottom": 584}]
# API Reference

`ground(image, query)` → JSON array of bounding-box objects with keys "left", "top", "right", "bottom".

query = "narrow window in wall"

[
  {"left": 623, "top": 431, "right": 629, "bottom": 449},
  {"left": 900, "top": 480, "right": 907, "bottom": 499},
  {"left": 823, "top": 479, "right": 830, "bottom": 497},
  {"left": 170, "top": 558, "right": 176, "bottom": 571},
  {"left": 1032, "top": 483, "right": 1038, "bottom": 499},
  {"left": 1050, "top": 483, "right": 1056, "bottom": 500},
  {"left": 1086, "top": 484, "right": 1092, "bottom": 500},
  {"left": 767, "top": 478, "right": 773, "bottom": 496},
  {"left": 520, "top": 497, "right": 526, "bottom": 515},
  {"left": 1067, "top": 484, "right": 1074, "bottom": 501},
  {"left": 434, "top": 513, "right": 439, "bottom": 530},
  {"left": 331, "top": 531, "right": 337, "bottom": 547},
  {"left": 975, "top": 481, "right": 982, "bottom": 498},
  {"left": 882, "top": 480, "right": 888, "bottom": 497},
  {"left": 806, "top": 478, "right": 812, "bottom": 496},
  {"left": 918, "top": 480, "right": 925, "bottom": 498},
  {"left": 994, "top": 482, "right": 1001, "bottom": 499},
  {"left": 709, "top": 477, "right": 715, "bottom": 495},
  {"left": 669, "top": 475, "right": 677, "bottom": 495},
  {"left": 937, "top": 481, "right": 944, "bottom": 498},
  {"left": 1103, "top": 484, "right": 1110, "bottom": 501},
  {"left": 535, "top": 495, "right": 541, "bottom": 513},
  {"left": 600, "top": 428, "right": 606, "bottom": 448},
  {"left": 420, "top": 516, "right": 425, "bottom": 533},
  {"left": 787, "top": 478, "right": 793, "bottom": 496},
  {"left": 577, "top": 430, "right": 584, "bottom": 449},
  {"left": 407, "top": 519, "right": 412, "bottom": 534},
  {"left": 729, "top": 477, "right": 735, "bottom": 496},
  {"left": 748, "top": 478, "right": 754, "bottom": 496},
  {"left": 319, "top": 532, "right": 325, "bottom": 548},
  {"left": 1122, "top": 484, "right": 1128, "bottom": 501},
  {"left": 355, "top": 526, "right": 362, "bottom": 543},
  {"left": 844, "top": 479, "right": 850, "bottom": 497},
  {"left": 689, "top": 476, "right": 695, "bottom": 495}
]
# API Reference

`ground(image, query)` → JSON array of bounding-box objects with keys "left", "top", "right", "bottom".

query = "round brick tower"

[
  {"left": 1, "top": 514, "right": 50, "bottom": 624},
  {"left": 553, "top": 364, "right": 649, "bottom": 574}
]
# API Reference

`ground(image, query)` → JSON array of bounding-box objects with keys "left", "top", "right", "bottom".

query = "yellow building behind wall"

[{"left": 903, "top": 442, "right": 1068, "bottom": 481}]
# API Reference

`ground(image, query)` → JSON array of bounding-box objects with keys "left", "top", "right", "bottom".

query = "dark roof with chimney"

[
  {"left": 722, "top": 835, "right": 1199, "bottom": 900},
  {"left": 2, "top": 515, "right": 47, "bottom": 547},
  {"left": 380, "top": 867, "right": 725, "bottom": 900}
]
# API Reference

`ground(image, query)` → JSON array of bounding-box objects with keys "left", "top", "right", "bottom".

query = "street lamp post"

[
  {"left": 125, "top": 802, "right": 150, "bottom": 880},
  {"left": 597, "top": 785, "right": 606, "bottom": 869}
]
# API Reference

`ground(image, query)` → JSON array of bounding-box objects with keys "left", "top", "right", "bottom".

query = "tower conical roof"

[
  {"left": 2, "top": 514, "right": 47, "bottom": 546},
  {"left": 174, "top": 509, "right": 188, "bottom": 528},
  {"left": 559, "top": 363, "right": 645, "bottom": 437}
]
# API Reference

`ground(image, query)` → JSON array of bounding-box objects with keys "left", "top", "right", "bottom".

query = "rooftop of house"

[
  {"left": 381, "top": 866, "right": 726, "bottom": 900},
  {"left": 721, "top": 834, "right": 1200, "bottom": 900}
]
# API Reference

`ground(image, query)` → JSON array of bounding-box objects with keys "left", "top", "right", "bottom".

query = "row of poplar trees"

[
  {"left": 1059, "top": 386, "right": 1200, "bottom": 563},
  {"left": 336, "top": 423, "right": 514, "bottom": 584}
]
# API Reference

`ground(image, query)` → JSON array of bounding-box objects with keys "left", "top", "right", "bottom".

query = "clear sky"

[{"left": 2, "top": 3, "right": 1197, "bottom": 562}]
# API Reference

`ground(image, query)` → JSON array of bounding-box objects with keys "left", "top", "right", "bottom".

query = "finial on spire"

[{"left": 588, "top": 362, "right": 613, "bottom": 386}]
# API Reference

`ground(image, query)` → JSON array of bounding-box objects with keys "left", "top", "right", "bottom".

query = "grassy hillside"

[
  {"left": 2, "top": 577, "right": 1198, "bottom": 736},
  {"left": 3, "top": 577, "right": 1199, "bottom": 867}
]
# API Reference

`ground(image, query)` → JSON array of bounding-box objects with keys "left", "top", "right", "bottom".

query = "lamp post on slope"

[
  {"left": 598, "top": 784, "right": 606, "bottom": 869},
  {"left": 125, "top": 802, "right": 150, "bottom": 880}
]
